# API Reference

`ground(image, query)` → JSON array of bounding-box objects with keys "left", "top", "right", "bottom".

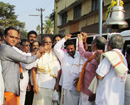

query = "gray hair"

[
  {"left": 109, "top": 34, "right": 125, "bottom": 49},
  {"left": 93, "top": 36, "right": 107, "bottom": 51},
  {"left": 42, "top": 36, "right": 52, "bottom": 43}
]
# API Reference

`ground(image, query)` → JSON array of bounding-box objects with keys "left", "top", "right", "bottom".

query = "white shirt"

[
  {"left": 36, "top": 52, "right": 60, "bottom": 89},
  {"left": 20, "top": 59, "right": 39, "bottom": 91},
  {"left": 54, "top": 38, "right": 86, "bottom": 90},
  {"left": 12, "top": 46, "right": 31, "bottom": 56},
  {"left": 95, "top": 49, "right": 127, "bottom": 105},
  {"left": 0, "top": 60, "right": 4, "bottom": 105}
]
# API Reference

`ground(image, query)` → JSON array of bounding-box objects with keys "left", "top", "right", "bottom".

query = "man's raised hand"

[
  {"left": 64, "top": 34, "right": 72, "bottom": 40},
  {"left": 78, "top": 34, "right": 83, "bottom": 41},
  {"left": 81, "top": 32, "right": 88, "bottom": 43}
]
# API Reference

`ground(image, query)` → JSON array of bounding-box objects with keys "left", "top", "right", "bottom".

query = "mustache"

[
  {"left": 34, "top": 48, "right": 38, "bottom": 49},
  {"left": 68, "top": 51, "right": 74, "bottom": 53},
  {"left": 31, "top": 39, "right": 34, "bottom": 41}
]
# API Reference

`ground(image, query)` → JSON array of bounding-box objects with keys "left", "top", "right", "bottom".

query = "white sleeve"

[
  {"left": 21, "top": 59, "right": 39, "bottom": 70},
  {"left": 54, "top": 38, "right": 66, "bottom": 61},
  {"left": 96, "top": 58, "right": 111, "bottom": 77},
  {"left": 12, "top": 46, "right": 31, "bottom": 56}
]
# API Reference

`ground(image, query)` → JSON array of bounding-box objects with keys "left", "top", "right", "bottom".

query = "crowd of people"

[{"left": 0, "top": 26, "right": 129, "bottom": 105}]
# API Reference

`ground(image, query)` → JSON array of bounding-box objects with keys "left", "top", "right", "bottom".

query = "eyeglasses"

[
  {"left": 24, "top": 44, "right": 30, "bottom": 47},
  {"left": 44, "top": 41, "right": 52, "bottom": 43}
]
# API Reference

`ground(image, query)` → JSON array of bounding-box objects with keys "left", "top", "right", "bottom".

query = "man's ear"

[{"left": 94, "top": 43, "right": 97, "bottom": 47}]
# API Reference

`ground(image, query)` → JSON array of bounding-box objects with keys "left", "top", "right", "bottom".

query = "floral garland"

[{"left": 106, "top": 0, "right": 124, "bottom": 20}]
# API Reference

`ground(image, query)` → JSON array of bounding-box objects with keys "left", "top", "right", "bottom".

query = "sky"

[{"left": 1, "top": 0, "right": 54, "bottom": 32}]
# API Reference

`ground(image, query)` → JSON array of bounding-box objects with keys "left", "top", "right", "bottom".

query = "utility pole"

[
  {"left": 99, "top": 0, "right": 103, "bottom": 35},
  {"left": 29, "top": 8, "right": 45, "bottom": 42},
  {"left": 36, "top": 8, "right": 45, "bottom": 42}
]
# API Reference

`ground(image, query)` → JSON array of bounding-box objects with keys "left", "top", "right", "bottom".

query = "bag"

[{"left": 52, "top": 90, "right": 59, "bottom": 102}]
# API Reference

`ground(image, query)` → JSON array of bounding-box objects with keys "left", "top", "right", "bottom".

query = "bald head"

[
  {"left": 42, "top": 36, "right": 52, "bottom": 50},
  {"left": 92, "top": 36, "right": 107, "bottom": 51}
]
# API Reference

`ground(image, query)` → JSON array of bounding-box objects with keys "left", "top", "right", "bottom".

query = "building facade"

[{"left": 54, "top": 0, "right": 130, "bottom": 36}]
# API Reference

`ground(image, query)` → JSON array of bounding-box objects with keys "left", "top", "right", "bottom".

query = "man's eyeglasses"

[
  {"left": 24, "top": 44, "right": 30, "bottom": 47},
  {"left": 44, "top": 41, "right": 52, "bottom": 44}
]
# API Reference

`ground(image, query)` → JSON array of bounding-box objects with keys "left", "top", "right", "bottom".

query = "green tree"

[
  {"left": 43, "top": 16, "right": 54, "bottom": 34},
  {"left": 49, "top": 10, "right": 55, "bottom": 21},
  {"left": 36, "top": 25, "right": 41, "bottom": 34},
  {"left": 0, "top": 2, "right": 26, "bottom": 30},
  {"left": 20, "top": 29, "right": 27, "bottom": 39}
]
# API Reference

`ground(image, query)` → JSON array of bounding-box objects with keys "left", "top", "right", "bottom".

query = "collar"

[
  {"left": 67, "top": 51, "right": 79, "bottom": 58},
  {"left": 92, "top": 50, "right": 103, "bottom": 55},
  {"left": 112, "top": 49, "right": 121, "bottom": 52}
]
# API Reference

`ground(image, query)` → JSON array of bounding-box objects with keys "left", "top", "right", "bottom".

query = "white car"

[{"left": 120, "top": 30, "right": 130, "bottom": 105}]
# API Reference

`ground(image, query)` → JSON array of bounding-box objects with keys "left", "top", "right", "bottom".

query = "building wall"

[
  {"left": 59, "top": 25, "right": 70, "bottom": 35},
  {"left": 67, "top": 8, "right": 74, "bottom": 22},
  {"left": 81, "top": 0, "right": 92, "bottom": 16},
  {"left": 57, "top": 0, "right": 76, "bottom": 13},
  {"left": 104, "top": 0, "right": 111, "bottom": 6},
  {"left": 54, "top": 2, "right": 58, "bottom": 34},
  {"left": 54, "top": 0, "right": 112, "bottom": 35}
]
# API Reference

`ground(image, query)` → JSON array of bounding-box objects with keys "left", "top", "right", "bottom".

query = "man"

[
  {"left": 32, "top": 36, "right": 60, "bottom": 105},
  {"left": 19, "top": 39, "right": 32, "bottom": 105},
  {"left": 54, "top": 34, "right": 86, "bottom": 105},
  {"left": 31, "top": 41, "right": 41, "bottom": 51},
  {"left": 0, "top": 27, "right": 42, "bottom": 105},
  {"left": 76, "top": 33, "right": 106, "bottom": 105},
  {"left": 27, "top": 30, "right": 37, "bottom": 47},
  {"left": 15, "top": 34, "right": 21, "bottom": 49},
  {"left": 95, "top": 34, "right": 127, "bottom": 105},
  {"left": 25, "top": 31, "right": 38, "bottom": 105},
  {"left": 25, "top": 41, "right": 41, "bottom": 105}
]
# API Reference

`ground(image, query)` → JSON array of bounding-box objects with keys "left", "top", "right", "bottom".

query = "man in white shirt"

[
  {"left": 32, "top": 36, "right": 61, "bottom": 105},
  {"left": 54, "top": 34, "right": 86, "bottom": 105},
  {"left": 19, "top": 39, "right": 33, "bottom": 105},
  {"left": 95, "top": 34, "right": 128, "bottom": 105}
]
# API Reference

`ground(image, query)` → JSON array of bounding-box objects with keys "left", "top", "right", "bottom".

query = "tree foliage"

[
  {"left": 20, "top": 29, "right": 28, "bottom": 39},
  {"left": 0, "top": 2, "right": 26, "bottom": 30},
  {"left": 36, "top": 25, "right": 41, "bottom": 34},
  {"left": 0, "top": 2, "right": 27, "bottom": 39},
  {"left": 43, "top": 16, "right": 54, "bottom": 34},
  {"left": 49, "top": 10, "right": 55, "bottom": 21}
]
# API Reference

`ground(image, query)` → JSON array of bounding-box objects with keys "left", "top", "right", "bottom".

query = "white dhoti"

[
  {"left": 20, "top": 91, "right": 26, "bottom": 105},
  {"left": 33, "top": 87, "right": 53, "bottom": 105},
  {"left": 60, "top": 88, "right": 80, "bottom": 105},
  {"left": 79, "top": 92, "right": 95, "bottom": 105}
]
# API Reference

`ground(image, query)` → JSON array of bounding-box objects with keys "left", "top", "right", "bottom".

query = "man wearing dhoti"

[
  {"left": 76, "top": 33, "right": 106, "bottom": 105},
  {"left": 54, "top": 34, "right": 86, "bottom": 105},
  {"left": 95, "top": 34, "right": 128, "bottom": 105},
  {"left": 32, "top": 36, "right": 61, "bottom": 105}
]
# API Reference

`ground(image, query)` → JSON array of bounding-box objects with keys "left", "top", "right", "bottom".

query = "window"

[
  {"left": 74, "top": 4, "right": 82, "bottom": 19},
  {"left": 92, "top": 0, "right": 104, "bottom": 11},
  {"left": 92, "top": 0, "right": 99, "bottom": 11},
  {"left": 62, "top": 12, "right": 67, "bottom": 25}
]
